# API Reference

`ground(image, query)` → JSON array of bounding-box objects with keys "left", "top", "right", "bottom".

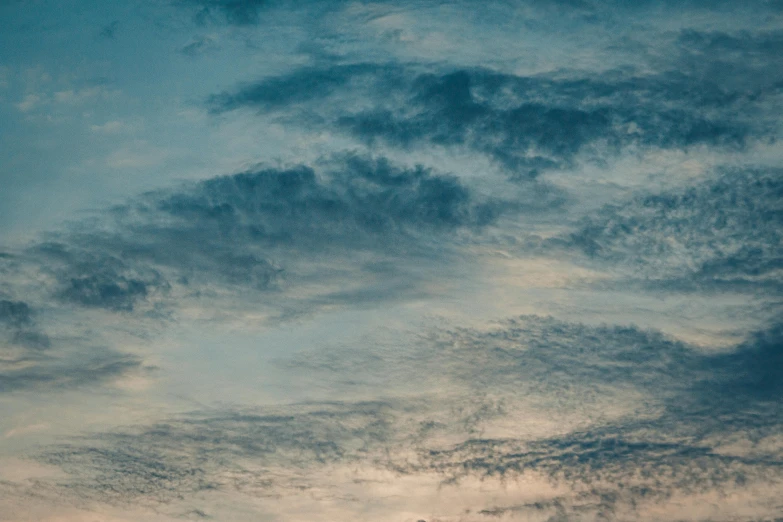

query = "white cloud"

[{"left": 15, "top": 93, "right": 43, "bottom": 112}]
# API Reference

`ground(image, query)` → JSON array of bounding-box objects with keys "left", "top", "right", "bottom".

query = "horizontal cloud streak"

[
  {"left": 0, "top": 349, "right": 146, "bottom": 394},
  {"left": 210, "top": 55, "right": 778, "bottom": 178},
  {"left": 15, "top": 154, "right": 501, "bottom": 315},
  {"left": 28, "top": 316, "right": 783, "bottom": 519}
]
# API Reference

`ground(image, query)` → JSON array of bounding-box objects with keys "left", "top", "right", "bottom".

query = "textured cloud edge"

[
  {"left": 2, "top": 315, "right": 780, "bottom": 521},
  {"left": 556, "top": 167, "right": 783, "bottom": 291}
]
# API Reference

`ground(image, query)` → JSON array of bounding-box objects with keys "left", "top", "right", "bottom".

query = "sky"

[{"left": 0, "top": 0, "right": 782, "bottom": 520}]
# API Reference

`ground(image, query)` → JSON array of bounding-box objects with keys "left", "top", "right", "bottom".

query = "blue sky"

[{"left": 1, "top": 1, "right": 782, "bottom": 520}]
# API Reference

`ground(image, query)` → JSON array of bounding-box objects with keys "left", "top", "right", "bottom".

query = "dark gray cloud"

[
  {"left": 210, "top": 57, "right": 776, "bottom": 178},
  {"left": 418, "top": 425, "right": 782, "bottom": 520},
  {"left": 172, "top": 155, "right": 498, "bottom": 238},
  {"left": 410, "top": 322, "right": 783, "bottom": 520},
  {"left": 208, "top": 63, "right": 403, "bottom": 113},
  {"left": 566, "top": 168, "right": 783, "bottom": 290},
  {"left": 676, "top": 29, "right": 783, "bottom": 80},
  {"left": 176, "top": 0, "right": 782, "bottom": 28},
  {"left": 0, "top": 155, "right": 501, "bottom": 397},
  {"left": 0, "top": 299, "right": 33, "bottom": 329},
  {"left": 667, "top": 29, "right": 783, "bottom": 106},
  {"left": 284, "top": 315, "right": 783, "bottom": 500},
  {"left": 0, "top": 299, "right": 50, "bottom": 349},
  {"left": 454, "top": 323, "right": 783, "bottom": 515},
  {"left": 678, "top": 322, "right": 783, "bottom": 436},
  {"left": 20, "top": 155, "right": 500, "bottom": 314},
  {"left": 32, "top": 241, "right": 170, "bottom": 313}
]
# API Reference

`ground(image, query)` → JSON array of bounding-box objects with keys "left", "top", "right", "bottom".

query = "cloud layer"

[
  {"left": 20, "top": 315, "right": 783, "bottom": 520},
  {"left": 1, "top": 0, "right": 782, "bottom": 520},
  {"left": 211, "top": 46, "right": 780, "bottom": 178}
]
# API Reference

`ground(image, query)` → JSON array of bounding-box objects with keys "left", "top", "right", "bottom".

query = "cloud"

[
  {"left": 281, "top": 315, "right": 702, "bottom": 411},
  {"left": 24, "top": 316, "right": 783, "bottom": 519},
  {"left": 207, "top": 63, "right": 402, "bottom": 112},
  {"left": 32, "top": 242, "right": 170, "bottom": 313},
  {"left": 53, "top": 86, "right": 117, "bottom": 105},
  {"left": 14, "top": 86, "right": 119, "bottom": 114},
  {"left": 0, "top": 349, "right": 147, "bottom": 394},
  {"left": 3, "top": 3, "right": 782, "bottom": 519},
  {"left": 0, "top": 154, "right": 503, "bottom": 398},
  {"left": 283, "top": 314, "right": 783, "bottom": 492},
  {"left": 0, "top": 299, "right": 33, "bottom": 329},
  {"left": 210, "top": 61, "right": 775, "bottom": 179},
  {"left": 174, "top": 0, "right": 782, "bottom": 30},
  {"left": 89, "top": 120, "right": 138, "bottom": 134},
  {"left": 16, "top": 154, "right": 500, "bottom": 316},
  {"left": 680, "top": 322, "right": 783, "bottom": 433},
  {"left": 0, "top": 295, "right": 147, "bottom": 395},
  {"left": 0, "top": 299, "right": 50, "bottom": 349},
  {"left": 566, "top": 167, "right": 783, "bottom": 290},
  {"left": 36, "top": 400, "right": 405, "bottom": 507},
  {"left": 675, "top": 28, "right": 783, "bottom": 74},
  {"left": 668, "top": 29, "right": 783, "bottom": 103},
  {"left": 409, "top": 321, "right": 783, "bottom": 521},
  {"left": 15, "top": 93, "right": 43, "bottom": 112}
]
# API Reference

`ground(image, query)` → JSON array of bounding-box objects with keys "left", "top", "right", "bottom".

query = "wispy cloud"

[
  {"left": 15, "top": 154, "right": 500, "bottom": 316},
  {"left": 564, "top": 167, "right": 783, "bottom": 291},
  {"left": 21, "top": 315, "right": 783, "bottom": 520},
  {"left": 210, "top": 60, "right": 777, "bottom": 180}
]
